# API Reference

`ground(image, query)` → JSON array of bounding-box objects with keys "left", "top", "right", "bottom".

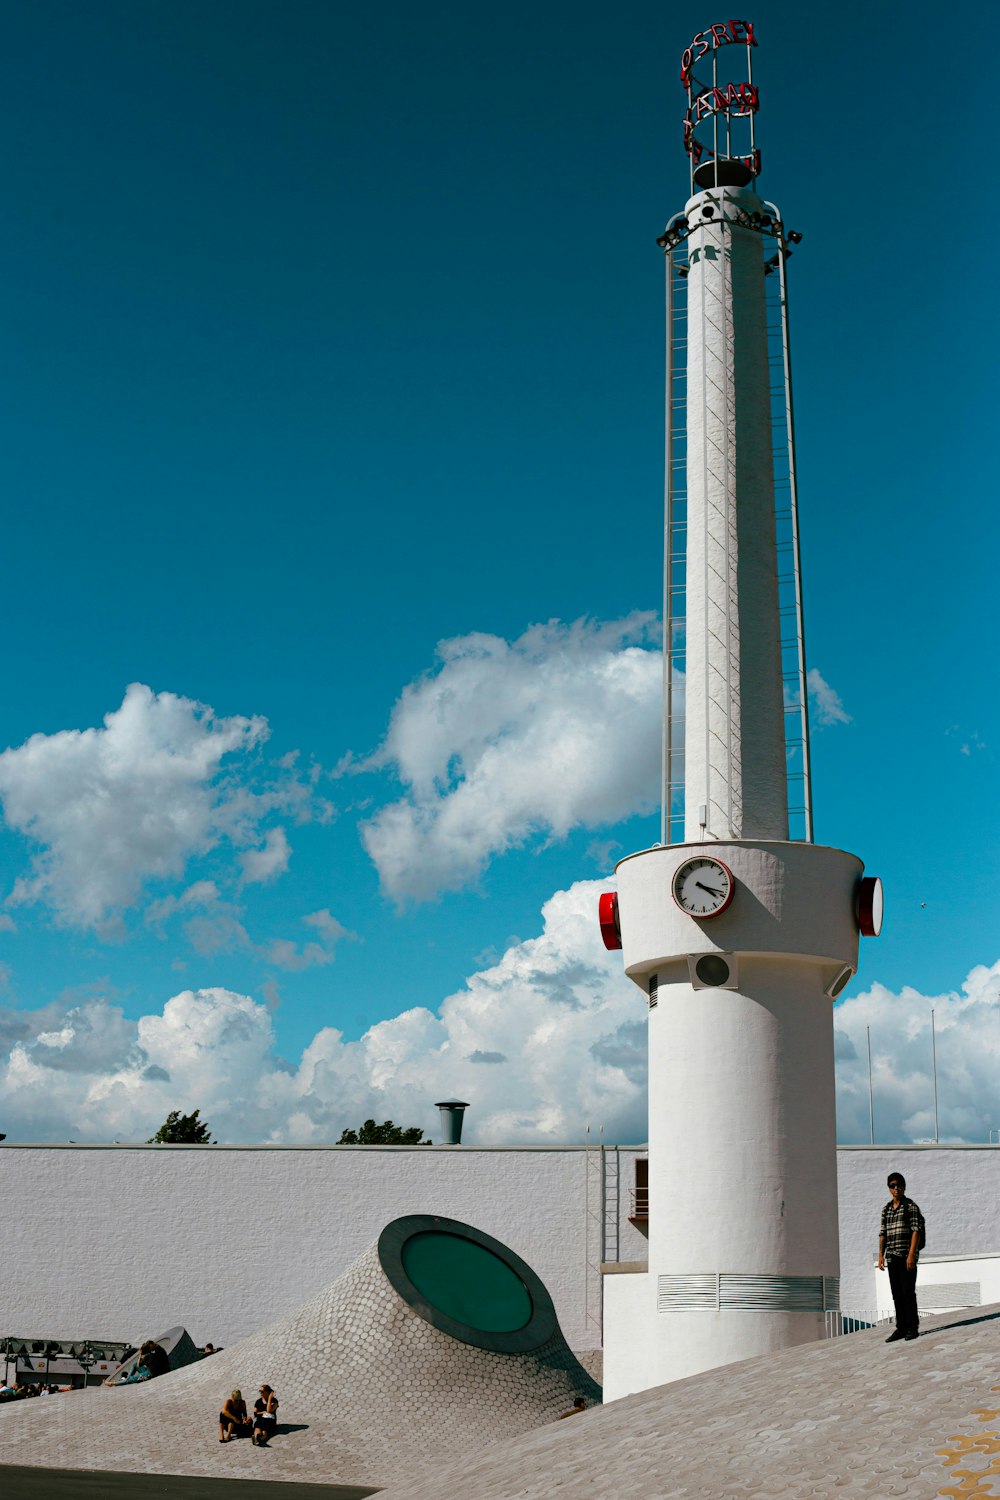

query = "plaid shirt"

[{"left": 880, "top": 1196, "right": 924, "bottom": 1258}]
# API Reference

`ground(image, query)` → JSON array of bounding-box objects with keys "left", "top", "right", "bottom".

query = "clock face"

[{"left": 672, "top": 856, "right": 735, "bottom": 919}]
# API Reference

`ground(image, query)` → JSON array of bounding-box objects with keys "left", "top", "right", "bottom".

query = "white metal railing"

[
  {"left": 628, "top": 1187, "right": 649, "bottom": 1219},
  {"left": 824, "top": 1309, "right": 893, "bottom": 1339}
]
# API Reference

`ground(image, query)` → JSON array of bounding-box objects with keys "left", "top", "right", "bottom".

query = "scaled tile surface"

[{"left": 0, "top": 1238, "right": 598, "bottom": 1488}]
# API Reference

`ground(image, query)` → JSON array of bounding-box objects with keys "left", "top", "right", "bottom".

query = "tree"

[
  {"left": 337, "top": 1118, "right": 430, "bottom": 1145},
  {"left": 147, "top": 1109, "right": 215, "bottom": 1144}
]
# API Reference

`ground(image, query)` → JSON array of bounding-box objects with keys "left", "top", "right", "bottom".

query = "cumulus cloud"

[
  {"left": 1, "top": 872, "right": 995, "bottom": 1150},
  {"left": 258, "top": 909, "right": 352, "bottom": 974},
  {"left": 145, "top": 881, "right": 224, "bottom": 930},
  {"left": 239, "top": 827, "right": 291, "bottom": 886},
  {"left": 833, "top": 961, "right": 1000, "bottom": 1143},
  {"left": 807, "top": 668, "right": 851, "bottom": 726},
  {"left": 358, "top": 617, "right": 661, "bottom": 901},
  {"left": 0, "top": 880, "right": 644, "bottom": 1145},
  {"left": 0, "top": 685, "right": 324, "bottom": 935},
  {"left": 147, "top": 883, "right": 350, "bottom": 972}
]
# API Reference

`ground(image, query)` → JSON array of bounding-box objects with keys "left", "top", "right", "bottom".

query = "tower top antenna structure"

[
  {"left": 654, "top": 16, "right": 813, "bottom": 848},
  {"left": 681, "top": 19, "right": 760, "bottom": 191}
]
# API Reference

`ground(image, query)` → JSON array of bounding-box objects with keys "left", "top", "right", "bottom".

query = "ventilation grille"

[
  {"left": 657, "top": 1272, "right": 839, "bottom": 1313},
  {"left": 657, "top": 1273, "right": 718, "bottom": 1310},
  {"left": 916, "top": 1282, "right": 981, "bottom": 1312}
]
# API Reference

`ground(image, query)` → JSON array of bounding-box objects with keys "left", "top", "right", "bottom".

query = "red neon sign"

[
  {"left": 680, "top": 20, "right": 757, "bottom": 87},
  {"left": 688, "top": 81, "right": 758, "bottom": 125}
]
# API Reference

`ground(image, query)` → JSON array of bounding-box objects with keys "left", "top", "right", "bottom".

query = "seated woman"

[
  {"left": 252, "top": 1384, "right": 279, "bottom": 1446},
  {"left": 118, "top": 1340, "right": 153, "bottom": 1384},
  {"left": 219, "top": 1389, "right": 249, "bottom": 1442}
]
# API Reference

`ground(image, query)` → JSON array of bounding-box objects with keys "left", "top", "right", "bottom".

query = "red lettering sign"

[
  {"left": 680, "top": 19, "right": 757, "bottom": 86},
  {"left": 686, "top": 81, "right": 758, "bottom": 127}
]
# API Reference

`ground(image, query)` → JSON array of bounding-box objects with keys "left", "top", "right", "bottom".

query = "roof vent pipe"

[{"left": 434, "top": 1100, "right": 470, "bottom": 1145}]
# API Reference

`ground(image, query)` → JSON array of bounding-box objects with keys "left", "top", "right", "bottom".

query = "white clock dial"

[{"left": 672, "top": 856, "right": 735, "bottom": 919}]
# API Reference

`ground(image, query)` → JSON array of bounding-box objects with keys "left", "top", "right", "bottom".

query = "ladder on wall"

[{"left": 584, "top": 1133, "right": 622, "bottom": 1342}]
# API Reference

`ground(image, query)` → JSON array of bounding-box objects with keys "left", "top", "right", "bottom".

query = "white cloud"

[
  {"left": 0, "top": 914, "right": 16, "bottom": 933},
  {"left": 303, "top": 908, "right": 349, "bottom": 944},
  {"left": 833, "top": 961, "right": 1000, "bottom": 1143},
  {"left": 239, "top": 827, "right": 291, "bottom": 886},
  {"left": 359, "top": 616, "right": 661, "bottom": 901},
  {"left": 0, "top": 685, "right": 323, "bottom": 935},
  {"left": 807, "top": 667, "right": 852, "bottom": 726},
  {"left": 2, "top": 873, "right": 995, "bottom": 1150},
  {"left": 0, "top": 685, "right": 262, "bottom": 932},
  {"left": 147, "top": 882, "right": 350, "bottom": 972},
  {"left": 144, "top": 881, "right": 223, "bottom": 929},
  {"left": 0, "top": 880, "right": 644, "bottom": 1145}
]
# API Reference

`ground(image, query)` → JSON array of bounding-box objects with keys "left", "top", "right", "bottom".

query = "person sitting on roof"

[
  {"left": 252, "top": 1384, "right": 279, "bottom": 1446},
  {"left": 142, "top": 1340, "right": 170, "bottom": 1377},
  {"left": 219, "top": 1389, "right": 250, "bottom": 1442}
]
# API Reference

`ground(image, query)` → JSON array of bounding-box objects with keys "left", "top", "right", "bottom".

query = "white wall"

[
  {"left": 2, "top": 1143, "right": 996, "bottom": 1352},
  {"left": 873, "top": 1253, "right": 1000, "bottom": 1319},
  {"left": 836, "top": 1146, "right": 1000, "bottom": 1314},
  {"left": 0, "top": 1143, "right": 648, "bottom": 1352}
]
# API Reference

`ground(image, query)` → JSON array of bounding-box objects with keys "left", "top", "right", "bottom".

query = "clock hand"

[{"left": 695, "top": 881, "right": 724, "bottom": 897}]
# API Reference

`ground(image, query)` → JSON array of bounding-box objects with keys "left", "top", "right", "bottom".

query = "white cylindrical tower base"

[{"left": 602, "top": 841, "right": 862, "bottom": 1399}]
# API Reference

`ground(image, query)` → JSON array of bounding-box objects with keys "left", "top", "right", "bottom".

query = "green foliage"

[
  {"left": 337, "top": 1118, "right": 430, "bottom": 1145},
  {"left": 147, "top": 1109, "right": 215, "bottom": 1144}
]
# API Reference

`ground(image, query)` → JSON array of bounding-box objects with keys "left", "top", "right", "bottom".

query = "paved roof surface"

[
  {"left": 376, "top": 1306, "right": 1000, "bottom": 1500},
  {"left": 3, "top": 1266, "right": 998, "bottom": 1499}
]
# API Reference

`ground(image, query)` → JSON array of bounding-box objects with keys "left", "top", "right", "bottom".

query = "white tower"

[{"left": 599, "top": 22, "right": 882, "bottom": 1399}]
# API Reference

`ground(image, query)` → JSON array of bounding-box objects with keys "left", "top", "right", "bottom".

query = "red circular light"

[{"left": 598, "top": 892, "right": 622, "bottom": 950}]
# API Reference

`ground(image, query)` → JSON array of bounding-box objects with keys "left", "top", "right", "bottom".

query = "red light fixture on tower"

[{"left": 598, "top": 891, "right": 622, "bottom": 950}]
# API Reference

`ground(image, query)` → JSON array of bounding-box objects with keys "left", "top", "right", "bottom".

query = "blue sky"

[{"left": 0, "top": 0, "right": 997, "bottom": 1144}]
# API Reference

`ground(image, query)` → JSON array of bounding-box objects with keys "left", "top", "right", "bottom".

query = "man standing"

[{"left": 877, "top": 1171, "right": 924, "bottom": 1342}]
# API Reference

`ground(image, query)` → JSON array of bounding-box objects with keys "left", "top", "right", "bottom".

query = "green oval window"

[{"left": 401, "top": 1230, "right": 533, "bottom": 1332}]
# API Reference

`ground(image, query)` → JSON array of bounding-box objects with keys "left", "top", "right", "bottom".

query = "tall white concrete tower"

[{"left": 599, "top": 21, "right": 883, "bottom": 1399}]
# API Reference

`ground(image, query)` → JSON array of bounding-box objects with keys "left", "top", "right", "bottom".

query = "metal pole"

[
  {"left": 866, "top": 1025, "right": 875, "bottom": 1145},
  {"left": 584, "top": 1122, "right": 591, "bottom": 1332},
  {"left": 775, "top": 238, "right": 813, "bottom": 841},
  {"left": 662, "top": 255, "right": 674, "bottom": 845},
  {"left": 747, "top": 40, "right": 755, "bottom": 166},
  {"left": 599, "top": 1134, "right": 607, "bottom": 1264},
  {"left": 712, "top": 47, "right": 719, "bottom": 176},
  {"left": 931, "top": 1009, "right": 939, "bottom": 1143}
]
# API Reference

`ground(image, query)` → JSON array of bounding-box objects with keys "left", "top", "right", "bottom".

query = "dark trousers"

[{"left": 887, "top": 1255, "right": 918, "bottom": 1334}]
